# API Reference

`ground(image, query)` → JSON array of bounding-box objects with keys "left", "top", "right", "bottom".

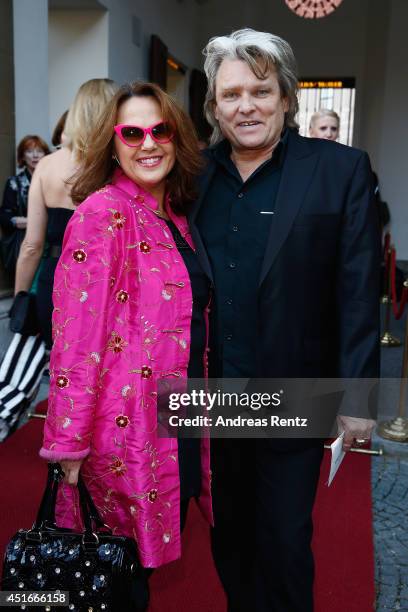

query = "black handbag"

[
  {"left": 1, "top": 463, "right": 149, "bottom": 612},
  {"left": 9, "top": 291, "right": 40, "bottom": 336}
]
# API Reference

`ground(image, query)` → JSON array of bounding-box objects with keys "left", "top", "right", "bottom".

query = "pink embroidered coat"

[{"left": 40, "top": 169, "right": 212, "bottom": 568}]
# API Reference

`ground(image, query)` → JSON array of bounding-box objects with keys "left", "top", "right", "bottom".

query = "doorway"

[
  {"left": 166, "top": 56, "right": 187, "bottom": 110},
  {"left": 297, "top": 77, "right": 356, "bottom": 145}
]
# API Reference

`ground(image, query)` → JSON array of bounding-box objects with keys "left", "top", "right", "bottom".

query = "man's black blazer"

[{"left": 188, "top": 129, "right": 380, "bottom": 386}]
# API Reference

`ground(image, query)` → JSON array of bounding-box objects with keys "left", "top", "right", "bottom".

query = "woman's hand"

[
  {"left": 14, "top": 216, "right": 27, "bottom": 229},
  {"left": 60, "top": 459, "right": 83, "bottom": 485}
]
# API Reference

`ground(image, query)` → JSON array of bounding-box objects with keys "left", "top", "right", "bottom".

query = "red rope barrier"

[{"left": 390, "top": 247, "right": 408, "bottom": 320}]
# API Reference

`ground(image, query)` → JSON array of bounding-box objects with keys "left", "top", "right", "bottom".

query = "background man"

[{"left": 188, "top": 28, "right": 379, "bottom": 612}]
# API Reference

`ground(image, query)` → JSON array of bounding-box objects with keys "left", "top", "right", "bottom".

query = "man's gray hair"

[{"left": 203, "top": 28, "right": 299, "bottom": 145}]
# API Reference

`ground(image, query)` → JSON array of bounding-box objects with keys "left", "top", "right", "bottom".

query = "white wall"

[
  {"left": 48, "top": 9, "right": 109, "bottom": 136},
  {"left": 0, "top": 0, "right": 15, "bottom": 184},
  {"left": 359, "top": 0, "right": 391, "bottom": 173},
  {"left": 13, "top": 0, "right": 49, "bottom": 144},
  {"left": 376, "top": 0, "right": 408, "bottom": 259},
  {"left": 98, "top": 0, "right": 202, "bottom": 85}
]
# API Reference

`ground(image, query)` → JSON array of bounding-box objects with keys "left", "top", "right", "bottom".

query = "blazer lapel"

[
  {"left": 259, "top": 132, "right": 319, "bottom": 286},
  {"left": 188, "top": 159, "right": 216, "bottom": 284}
]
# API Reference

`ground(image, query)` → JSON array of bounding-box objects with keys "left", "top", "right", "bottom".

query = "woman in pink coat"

[{"left": 40, "top": 82, "right": 213, "bottom": 585}]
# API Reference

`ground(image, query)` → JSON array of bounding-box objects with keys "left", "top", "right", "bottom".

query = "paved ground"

[
  {"left": 374, "top": 300, "right": 408, "bottom": 612},
  {"left": 372, "top": 440, "right": 408, "bottom": 612}
]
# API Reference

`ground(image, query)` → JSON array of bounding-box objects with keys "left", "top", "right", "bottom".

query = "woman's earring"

[{"left": 113, "top": 154, "right": 120, "bottom": 166}]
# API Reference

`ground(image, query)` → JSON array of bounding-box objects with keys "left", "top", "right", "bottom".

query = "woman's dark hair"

[
  {"left": 52, "top": 110, "right": 68, "bottom": 147},
  {"left": 71, "top": 81, "right": 204, "bottom": 214},
  {"left": 17, "top": 135, "right": 50, "bottom": 167}
]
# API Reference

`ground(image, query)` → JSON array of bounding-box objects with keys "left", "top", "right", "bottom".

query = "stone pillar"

[
  {"left": 13, "top": 0, "right": 49, "bottom": 144},
  {"left": 0, "top": 0, "right": 15, "bottom": 293},
  {"left": 0, "top": 0, "right": 15, "bottom": 189}
]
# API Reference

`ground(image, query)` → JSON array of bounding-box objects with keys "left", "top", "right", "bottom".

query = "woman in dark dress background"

[
  {"left": 14, "top": 79, "right": 118, "bottom": 348},
  {"left": 0, "top": 135, "right": 49, "bottom": 278}
]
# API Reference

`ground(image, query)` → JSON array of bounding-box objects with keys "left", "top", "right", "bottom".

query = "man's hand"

[
  {"left": 337, "top": 415, "right": 376, "bottom": 451},
  {"left": 60, "top": 459, "right": 83, "bottom": 485}
]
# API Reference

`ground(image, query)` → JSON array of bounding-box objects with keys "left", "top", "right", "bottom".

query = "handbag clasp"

[{"left": 82, "top": 531, "right": 99, "bottom": 551}]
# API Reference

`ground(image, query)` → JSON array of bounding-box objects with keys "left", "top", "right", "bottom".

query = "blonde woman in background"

[
  {"left": 15, "top": 78, "right": 118, "bottom": 348},
  {"left": 309, "top": 109, "right": 340, "bottom": 141}
]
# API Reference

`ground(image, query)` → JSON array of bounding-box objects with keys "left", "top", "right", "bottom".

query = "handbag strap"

[
  {"left": 32, "top": 463, "right": 64, "bottom": 531},
  {"left": 31, "top": 463, "right": 107, "bottom": 538},
  {"left": 77, "top": 475, "right": 106, "bottom": 530}
]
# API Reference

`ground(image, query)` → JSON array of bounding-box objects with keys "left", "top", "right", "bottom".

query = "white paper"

[{"left": 328, "top": 431, "right": 346, "bottom": 486}]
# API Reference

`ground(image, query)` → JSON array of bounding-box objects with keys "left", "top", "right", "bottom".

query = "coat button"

[{"left": 229, "top": 262, "right": 236, "bottom": 269}]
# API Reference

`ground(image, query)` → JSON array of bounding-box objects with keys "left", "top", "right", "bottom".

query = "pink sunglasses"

[{"left": 114, "top": 121, "right": 174, "bottom": 147}]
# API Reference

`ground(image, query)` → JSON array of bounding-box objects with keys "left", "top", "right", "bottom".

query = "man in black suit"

[{"left": 188, "top": 28, "right": 380, "bottom": 612}]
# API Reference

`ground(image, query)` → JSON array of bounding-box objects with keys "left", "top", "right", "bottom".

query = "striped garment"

[{"left": 0, "top": 333, "right": 47, "bottom": 441}]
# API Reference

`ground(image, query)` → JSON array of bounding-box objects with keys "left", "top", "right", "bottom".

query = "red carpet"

[
  {"left": 0, "top": 402, "right": 375, "bottom": 611},
  {"left": 312, "top": 448, "right": 375, "bottom": 612}
]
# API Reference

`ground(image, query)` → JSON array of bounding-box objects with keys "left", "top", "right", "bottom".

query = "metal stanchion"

[
  {"left": 380, "top": 247, "right": 401, "bottom": 347},
  {"left": 378, "top": 308, "right": 408, "bottom": 442},
  {"left": 381, "top": 232, "right": 391, "bottom": 303},
  {"left": 324, "top": 444, "right": 383, "bottom": 456}
]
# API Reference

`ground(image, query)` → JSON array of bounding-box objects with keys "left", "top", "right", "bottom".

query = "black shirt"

[
  {"left": 165, "top": 219, "right": 210, "bottom": 500},
  {"left": 196, "top": 133, "right": 288, "bottom": 378}
]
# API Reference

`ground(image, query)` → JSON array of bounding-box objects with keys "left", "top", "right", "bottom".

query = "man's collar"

[{"left": 210, "top": 128, "right": 289, "bottom": 170}]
